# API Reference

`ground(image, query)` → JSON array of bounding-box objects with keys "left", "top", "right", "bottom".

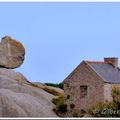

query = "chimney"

[{"left": 104, "top": 57, "right": 118, "bottom": 67}]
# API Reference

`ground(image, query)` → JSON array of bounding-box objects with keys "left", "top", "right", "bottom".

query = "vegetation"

[
  {"left": 111, "top": 86, "right": 120, "bottom": 106},
  {"left": 43, "top": 86, "right": 63, "bottom": 96},
  {"left": 52, "top": 96, "right": 85, "bottom": 117},
  {"left": 89, "top": 86, "right": 120, "bottom": 117},
  {"left": 52, "top": 96, "right": 67, "bottom": 113},
  {"left": 45, "top": 82, "right": 63, "bottom": 89}
]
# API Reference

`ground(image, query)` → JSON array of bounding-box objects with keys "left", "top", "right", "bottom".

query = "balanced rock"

[{"left": 0, "top": 36, "right": 25, "bottom": 69}]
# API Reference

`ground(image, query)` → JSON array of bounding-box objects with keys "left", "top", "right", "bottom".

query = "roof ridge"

[{"left": 86, "top": 61, "right": 107, "bottom": 64}]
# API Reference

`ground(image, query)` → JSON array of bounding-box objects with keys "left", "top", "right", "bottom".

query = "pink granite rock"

[{"left": 0, "top": 36, "right": 25, "bottom": 68}]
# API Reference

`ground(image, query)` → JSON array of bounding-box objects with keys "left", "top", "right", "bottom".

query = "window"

[{"left": 80, "top": 86, "right": 88, "bottom": 98}]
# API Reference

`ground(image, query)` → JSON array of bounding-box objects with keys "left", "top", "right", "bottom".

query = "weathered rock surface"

[
  {"left": 0, "top": 68, "right": 57, "bottom": 117},
  {"left": 34, "top": 82, "right": 64, "bottom": 95},
  {"left": 0, "top": 36, "right": 58, "bottom": 117},
  {"left": 0, "top": 36, "right": 25, "bottom": 69}
]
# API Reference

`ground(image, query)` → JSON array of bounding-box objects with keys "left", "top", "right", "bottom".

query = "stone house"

[{"left": 63, "top": 57, "right": 120, "bottom": 112}]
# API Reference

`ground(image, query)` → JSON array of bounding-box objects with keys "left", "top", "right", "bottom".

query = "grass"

[
  {"left": 22, "top": 80, "right": 64, "bottom": 97},
  {"left": 89, "top": 86, "right": 120, "bottom": 117},
  {"left": 42, "top": 86, "right": 63, "bottom": 96},
  {"left": 52, "top": 96, "right": 64, "bottom": 105}
]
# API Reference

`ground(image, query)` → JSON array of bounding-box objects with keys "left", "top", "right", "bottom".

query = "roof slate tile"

[{"left": 86, "top": 61, "right": 120, "bottom": 83}]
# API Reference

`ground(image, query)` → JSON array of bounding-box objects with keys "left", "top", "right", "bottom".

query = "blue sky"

[{"left": 0, "top": 2, "right": 120, "bottom": 83}]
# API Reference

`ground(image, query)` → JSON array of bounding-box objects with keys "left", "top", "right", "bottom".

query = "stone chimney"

[{"left": 104, "top": 57, "right": 118, "bottom": 67}]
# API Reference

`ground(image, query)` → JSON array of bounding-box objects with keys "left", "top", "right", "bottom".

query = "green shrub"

[
  {"left": 111, "top": 86, "right": 120, "bottom": 107},
  {"left": 89, "top": 102, "right": 112, "bottom": 117},
  {"left": 57, "top": 104, "right": 67, "bottom": 113},
  {"left": 52, "top": 96, "right": 67, "bottom": 113},
  {"left": 45, "top": 82, "right": 63, "bottom": 89},
  {"left": 52, "top": 96, "right": 64, "bottom": 106},
  {"left": 89, "top": 86, "right": 120, "bottom": 117}
]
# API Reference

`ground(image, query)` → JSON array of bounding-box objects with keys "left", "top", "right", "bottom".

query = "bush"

[
  {"left": 89, "top": 86, "right": 120, "bottom": 117},
  {"left": 89, "top": 102, "right": 112, "bottom": 117},
  {"left": 57, "top": 104, "right": 67, "bottom": 113},
  {"left": 52, "top": 96, "right": 64, "bottom": 106},
  {"left": 111, "top": 86, "right": 120, "bottom": 107},
  {"left": 52, "top": 96, "right": 67, "bottom": 113},
  {"left": 45, "top": 82, "right": 63, "bottom": 89}
]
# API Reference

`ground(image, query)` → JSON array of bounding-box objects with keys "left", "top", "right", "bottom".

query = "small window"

[{"left": 80, "top": 86, "right": 88, "bottom": 98}]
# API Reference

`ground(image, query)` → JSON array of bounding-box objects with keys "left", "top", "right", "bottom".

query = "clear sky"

[{"left": 0, "top": 2, "right": 120, "bottom": 83}]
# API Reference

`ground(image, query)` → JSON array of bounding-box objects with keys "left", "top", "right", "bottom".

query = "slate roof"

[{"left": 86, "top": 61, "right": 120, "bottom": 83}]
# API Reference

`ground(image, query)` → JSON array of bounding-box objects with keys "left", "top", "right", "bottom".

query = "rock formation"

[
  {"left": 0, "top": 68, "right": 57, "bottom": 117},
  {"left": 0, "top": 36, "right": 58, "bottom": 117},
  {"left": 0, "top": 36, "right": 25, "bottom": 69}
]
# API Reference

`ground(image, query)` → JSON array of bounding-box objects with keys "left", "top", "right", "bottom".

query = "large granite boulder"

[
  {"left": 0, "top": 68, "right": 57, "bottom": 117},
  {"left": 0, "top": 36, "right": 25, "bottom": 69}
]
